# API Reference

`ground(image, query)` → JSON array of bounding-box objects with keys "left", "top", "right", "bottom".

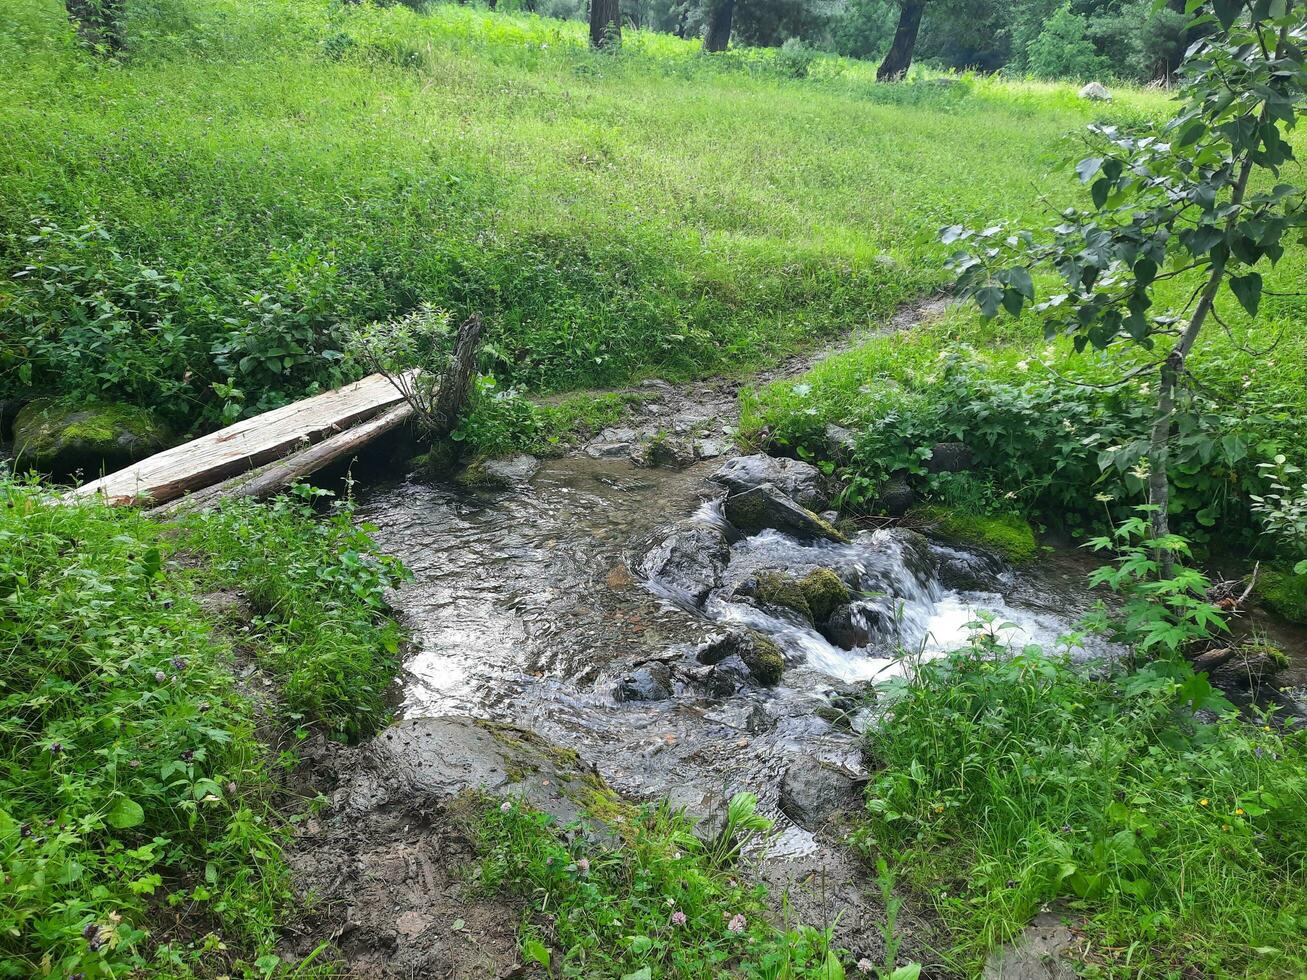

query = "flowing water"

[{"left": 355, "top": 453, "right": 1157, "bottom": 845}]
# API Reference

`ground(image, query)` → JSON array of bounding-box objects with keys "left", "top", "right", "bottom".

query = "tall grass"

[{"left": 2, "top": 0, "right": 1172, "bottom": 429}]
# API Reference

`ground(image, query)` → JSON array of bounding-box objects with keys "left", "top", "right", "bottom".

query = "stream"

[{"left": 354, "top": 452, "right": 1186, "bottom": 853}]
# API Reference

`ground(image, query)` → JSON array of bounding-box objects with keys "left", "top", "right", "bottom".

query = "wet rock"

[
  {"left": 724, "top": 483, "right": 847, "bottom": 543},
  {"left": 711, "top": 454, "right": 825, "bottom": 509},
  {"left": 800, "top": 568, "right": 851, "bottom": 623},
  {"left": 982, "top": 910, "right": 1078, "bottom": 979},
  {"left": 616, "top": 663, "right": 673, "bottom": 702},
  {"left": 632, "top": 437, "right": 696, "bottom": 469},
  {"left": 14, "top": 398, "right": 170, "bottom": 477},
  {"left": 694, "top": 630, "right": 785, "bottom": 685},
  {"left": 822, "top": 603, "right": 886, "bottom": 651},
  {"left": 1079, "top": 81, "right": 1111, "bottom": 101},
  {"left": 925, "top": 441, "right": 973, "bottom": 474},
  {"left": 933, "top": 542, "right": 1008, "bottom": 592},
  {"left": 585, "top": 441, "right": 633, "bottom": 459},
  {"left": 333, "top": 717, "right": 597, "bottom": 827},
  {"left": 641, "top": 524, "right": 730, "bottom": 605},
  {"left": 693, "top": 654, "right": 752, "bottom": 697},
  {"left": 735, "top": 571, "right": 814, "bottom": 623},
  {"left": 779, "top": 758, "right": 867, "bottom": 830},
  {"left": 703, "top": 700, "right": 771, "bottom": 734},
  {"left": 456, "top": 454, "right": 539, "bottom": 489},
  {"left": 874, "top": 473, "right": 914, "bottom": 517}
]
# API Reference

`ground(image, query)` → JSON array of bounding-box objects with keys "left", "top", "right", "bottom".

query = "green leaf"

[
  {"left": 621, "top": 970, "right": 653, "bottom": 980},
  {"left": 1213, "top": 0, "right": 1242, "bottom": 27},
  {"left": 1177, "top": 120, "right": 1206, "bottom": 146},
  {"left": 1229, "top": 273, "right": 1263, "bottom": 317},
  {"left": 822, "top": 951, "right": 847, "bottom": 979},
  {"left": 888, "top": 966, "right": 923, "bottom": 980},
  {"left": 106, "top": 797, "right": 145, "bottom": 830},
  {"left": 1076, "top": 156, "right": 1104, "bottom": 183},
  {"left": 522, "top": 938, "right": 551, "bottom": 968}
]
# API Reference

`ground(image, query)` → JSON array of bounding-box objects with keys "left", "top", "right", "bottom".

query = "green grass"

[
  {"left": 858, "top": 643, "right": 1307, "bottom": 978},
  {"left": 2, "top": 0, "right": 1173, "bottom": 432},
  {"left": 474, "top": 792, "right": 901, "bottom": 978},
  {"left": 0, "top": 480, "right": 405, "bottom": 977}
]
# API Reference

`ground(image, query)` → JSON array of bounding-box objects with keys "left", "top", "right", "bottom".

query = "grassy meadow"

[{"left": 3, "top": 0, "right": 1178, "bottom": 428}]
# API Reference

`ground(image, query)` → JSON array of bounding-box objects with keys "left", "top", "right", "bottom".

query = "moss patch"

[
  {"left": 14, "top": 398, "right": 169, "bottom": 473},
  {"left": 738, "top": 633, "right": 785, "bottom": 686},
  {"left": 799, "top": 568, "right": 850, "bottom": 622},
  {"left": 1257, "top": 565, "right": 1307, "bottom": 624},
  {"left": 917, "top": 505, "right": 1038, "bottom": 562},
  {"left": 747, "top": 572, "right": 813, "bottom": 622}
]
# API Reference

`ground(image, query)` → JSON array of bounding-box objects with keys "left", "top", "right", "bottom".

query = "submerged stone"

[
  {"left": 641, "top": 523, "right": 730, "bottom": 605},
  {"left": 14, "top": 398, "right": 170, "bottom": 477},
  {"left": 616, "top": 663, "right": 673, "bottom": 702},
  {"left": 778, "top": 757, "right": 867, "bottom": 830}
]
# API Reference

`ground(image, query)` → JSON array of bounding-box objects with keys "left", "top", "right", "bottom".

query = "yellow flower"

[
  {"left": 933, "top": 805, "right": 944, "bottom": 814},
  {"left": 1222, "top": 824, "right": 1231, "bottom": 832},
  {"left": 1235, "top": 808, "right": 1245, "bottom": 816},
  {"left": 1199, "top": 798, "right": 1209, "bottom": 807}
]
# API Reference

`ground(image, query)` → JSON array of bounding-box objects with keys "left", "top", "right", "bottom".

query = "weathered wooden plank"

[
  {"left": 71, "top": 372, "right": 409, "bottom": 506},
  {"left": 152, "top": 401, "right": 415, "bottom": 516}
]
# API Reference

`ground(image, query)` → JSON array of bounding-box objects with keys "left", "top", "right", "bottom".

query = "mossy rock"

[
  {"left": 738, "top": 632, "right": 785, "bottom": 686},
  {"left": 746, "top": 572, "right": 814, "bottom": 622},
  {"left": 14, "top": 398, "right": 170, "bottom": 477},
  {"left": 799, "top": 568, "right": 850, "bottom": 623},
  {"left": 916, "top": 505, "right": 1038, "bottom": 563},
  {"left": 1257, "top": 565, "right": 1307, "bottom": 624}
]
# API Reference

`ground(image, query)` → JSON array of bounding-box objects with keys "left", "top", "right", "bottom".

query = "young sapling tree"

[{"left": 943, "top": 0, "right": 1306, "bottom": 576}]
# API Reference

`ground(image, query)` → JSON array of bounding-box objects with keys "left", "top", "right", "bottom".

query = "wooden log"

[
  {"left": 71, "top": 372, "right": 411, "bottom": 507},
  {"left": 154, "top": 401, "right": 414, "bottom": 516}
]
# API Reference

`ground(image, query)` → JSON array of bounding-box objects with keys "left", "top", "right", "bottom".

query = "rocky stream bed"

[{"left": 275, "top": 303, "right": 1307, "bottom": 978}]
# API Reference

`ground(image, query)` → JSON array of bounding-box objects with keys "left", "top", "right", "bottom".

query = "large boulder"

[
  {"left": 723, "top": 483, "right": 847, "bottom": 543},
  {"left": 641, "top": 524, "right": 731, "bottom": 605},
  {"left": 822, "top": 602, "right": 890, "bottom": 651},
  {"left": 14, "top": 399, "right": 170, "bottom": 477},
  {"left": 1079, "top": 81, "right": 1111, "bottom": 101},
  {"left": 711, "top": 454, "right": 825, "bottom": 509}
]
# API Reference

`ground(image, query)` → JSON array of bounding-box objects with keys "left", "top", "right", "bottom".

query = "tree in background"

[
  {"left": 876, "top": 1, "right": 927, "bottom": 79},
  {"left": 1025, "top": 4, "right": 1109, "bottom": 79},
  {"left": 946, "top": 0, "right": 1306, "bottom": 575},
  {"left": 590, "top": 0, "right": 622, "bottom": 46},
  {"left": 703, "top": 0, "right": 736, "bottom": 50}
]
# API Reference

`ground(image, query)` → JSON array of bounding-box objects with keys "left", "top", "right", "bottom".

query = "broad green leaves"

[{"left": 106, "top": 797, "right": 145, "bottom": 829}]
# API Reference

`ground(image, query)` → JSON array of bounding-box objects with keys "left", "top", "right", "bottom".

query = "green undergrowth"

[
  {"left": 474, "top": 793, "right": 915, "bottom": 978},
  {"left": 0, "top": 479, "right": 406, "bottom": 977},
  {"left": 1, "top": 0, "right": 1168, "bottom": 434},
  {"left": 857, "top": 643, "right": 1307, "bottom": 978},
  {"left": 742, "top": 295, "right": 1307, "bottom": 548},
  {"left": 1257, "top": 565, "right": 1307, "bottom": 625}
]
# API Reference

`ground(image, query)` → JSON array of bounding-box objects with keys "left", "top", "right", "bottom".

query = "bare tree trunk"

[
  {"left": 876, "top": 1, "right": 925, "bottom": 81},
  {"left": 703, "top": 0, "right": 734, "bottom": 52},
  {"left": 589, "top": 0, "right": 621, "bottom": 49},
  {"left": 428, "top": 313, "right": 485, "bottom": 438},
  {"left": 65, "top": 0, "right": 125, "bottom": 53}
]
